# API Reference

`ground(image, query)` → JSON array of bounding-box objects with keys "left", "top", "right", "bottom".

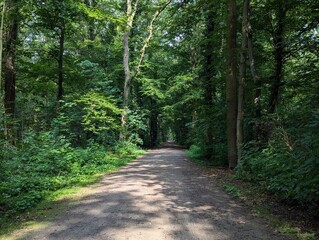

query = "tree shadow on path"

[{"left": 19, "top": 148, "right": 294, "bottom": 240}]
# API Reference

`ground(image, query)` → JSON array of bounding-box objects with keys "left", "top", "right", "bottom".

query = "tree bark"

[
  {"left": 204, "top": 9, "right": 215, "bottom": 147},
  {"left": 226, "top": 0, "right": 238, "bottom": 169},
  {"left": 57, "top": 21, "right": 65, "bottom": 101},
  {"left": 84, "top": 0, "right": 97, "bottom": 49},
  {"left": 247, "top": 15, "right": 261, "bottom": 118},
  {"left": 120, "top": 0, "right": 138, "bottom": 140},
  {"left": 149, "top": 109, "right": 158, "bottom": 148},
  {"left": 237, "top": 0, "right": 248, "bottom": 161},
  {"left": 4, "top": 0, "right": 18, "bottom": 117},
  {"left": 269, "top": 0, "right": 286, "bottom": 113},
  {"left": 121, "top": 0, "right": 172, "bottom": 140},
  {"left": 0, "top": 0, "right": 6, "bottom": 93}
]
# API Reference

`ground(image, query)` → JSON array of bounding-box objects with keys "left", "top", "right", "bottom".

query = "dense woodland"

[{"left": 0, "top": 0, "right": 318, "bottom": 220}]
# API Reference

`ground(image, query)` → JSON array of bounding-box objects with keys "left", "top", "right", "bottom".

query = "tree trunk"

[
  {"left": 150, "top": 109, "right": 158, "bottom": 148},
  {"left": 0, "top": 0, "right": 6, "bottom": 93},
  {"left": 269, "top": 0, "right": 286, "bottom": 113},
  {"left": 121, "top": 0, "right": 171, "bottom": 140},
  {"left": 226, "top": 0, "right": 237, "bottom": 169},
  {"left": 237, "top": 0, "right": 248, "bottom": 161},
  {"left": 57, "top": 21, "right": 65, "bottom": 101},
  {"left": 84, "top": 0, "right": 97, "bottom": 49},
  {"left": 245, "top": 2, "right": 262, "bottom": 143},
  {"left": 4, "top": 0, "right": 18, "bottom": 117},
  {"left": 120, "top": 0, "right": 138, "bottom": 140},
  {"left": 203, "top": 9, "right": 215, "bottom": 147},
  {"left": 247, "top": 21, "right": 261, "bottom": 118}
]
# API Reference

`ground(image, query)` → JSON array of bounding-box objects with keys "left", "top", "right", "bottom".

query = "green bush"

[
  {"left": 186, "top": 145, "right": 205, "bottom": 160},
  {"left": 187, "top": 144, "right": 227, "bottom": 167},
  {"left": 0, "top": 131, "right": 144, "bottom": 214},
  {"left": 237, "top": 127, "right": 319, "bottom": 204},
  {"left": 52, "top": 93, "right": 121, "bottom": 147}
]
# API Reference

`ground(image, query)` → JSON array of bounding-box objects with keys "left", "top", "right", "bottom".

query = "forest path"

[{"left": 16, "top": 147, "right": 292, "bottom": 240}]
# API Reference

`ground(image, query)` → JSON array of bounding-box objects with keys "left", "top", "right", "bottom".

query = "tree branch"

[{"left": 130, "top": 0, "right": 172, "bottom": 83}]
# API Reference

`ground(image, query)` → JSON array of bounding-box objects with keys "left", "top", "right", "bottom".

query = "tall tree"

[
  {"left": 57, "top": 19, "right": 65, "bottom": 100},
  {"left": 237, "top": 0, "right": 248, "bottom": 161},
  {"left": 121, "top": 0, "right": 172, "bottom": 139},
  {"left": 31, "top": 0, "right": 79, "bottom": 101},
  {"left": 4, "top": 0, "right": 19, "bottom": 116},
  {"left": 268, "top": 0, "right": 287, "bottom": 113},
  {"left": 247, "top": 2, "right": 261, "bottom": 119},
  {"left": 226, "top": 0, "right": 237, "bottom": 168},
  {"left": 0, "top": 0, "right": 5, "bottom": 93},
  {"left": 203, "top": 8, "right": 215, "bottom": 148}
]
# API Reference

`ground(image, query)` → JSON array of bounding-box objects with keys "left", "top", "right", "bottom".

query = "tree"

[
  {"left": 0, "top": 0, "right": 6, "bottom": 93},
  {"left": 226, "top": 0, "right": 238, "bottom": 168},
  {"left": 237, "top": 0, "right": 248, "bottom": 161},
  {"left": 268, "top": 0, "right": 287, "bottom": 113},
  {"left": 203, "top": 8, "right": 215, "bottom": 148},
  {"left": 4, "top": 0, "right": 19, "bottom": 116},
  {"left": 30, "top": 0, "right": 80, "bottom": 101},
  {"left": 121, "top": 0, "right": 172, "bottom": 139}
]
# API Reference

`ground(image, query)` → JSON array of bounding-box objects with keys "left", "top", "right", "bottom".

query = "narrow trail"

[{"left": 15, "top": 147, "right": 292, "bottom": 240}]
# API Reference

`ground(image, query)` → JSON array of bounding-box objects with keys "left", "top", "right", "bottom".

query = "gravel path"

[{"left": 18, "top": 148, "right": 291, "bottom": 240}]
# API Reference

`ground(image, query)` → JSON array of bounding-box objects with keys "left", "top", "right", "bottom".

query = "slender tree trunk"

[
  {"left": 0, "top": 0, "right": 6, "bottom": 142},
  {"left": 4, "top": 0, "right": 18, "bottom": 117},
  {"left": 0, "top": 0, "right": 5, "bottom": 93},
  {"left": 269, "top": 0, "right": 286, "bottom": 113},
  {"left": 57, "top": 21, "right": 65, "bottom": 101},
  {"left": 245, "top": 2, "right": 262, "bottom": 143},
  {"left": 120, "top": 0, "right": 138, "bottom": 140},
  {"left": 121, "top": 0, "right": 172, "bottom": 140},
  {"left": 150, "top": 109, "right": 158, "bottom": 148},
  {"left": 203, "top": 10, "right": 215, "bottom": 147},
  {"left": 237, "top": 0, "right": 248, "bottom": 161},
  {"left": 226, "top": 0, "right": 238, "bottom": 169},
  {"left": 247, "top": 16, "right": 261, "bottom": 118},
  {"left": 121, "top": 29, "right": 131, "bottom": 140},
  {"left": 84, "top": 0, "right": 96, "bottom": 49}
]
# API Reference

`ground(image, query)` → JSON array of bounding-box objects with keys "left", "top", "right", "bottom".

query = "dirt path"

[{"left": 15, "top": 148, "right": 292, "bottom": 240}]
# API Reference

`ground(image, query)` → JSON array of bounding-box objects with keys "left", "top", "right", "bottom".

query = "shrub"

[
  {"left": 237, "top": 127, "right": 319, "bottom": 204},
  {"left": 0, "top": 130, "right": 144, "bottom": 214}
]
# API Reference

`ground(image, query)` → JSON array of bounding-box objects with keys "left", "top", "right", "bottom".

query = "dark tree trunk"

[
  {"left": 237, "top": 0, "right": 248, "bottom": 161},
  {"left": 57, "top": 21, "right": 65, "bottom": 101},
  {"left": 226, "top": 0, "right": 238, "bottom": 169},
  {"left": 84, "top": 0, "right": 97, "bottom": 48},
  {"left": 269, "top": 0, "right": 286, "bottom": 113},
  {"left": 4, "top": 0, "right": 18, "bottom": 116},
  {"left": 203, "top": 9, "right": 215, "bottom": 147},
  {"left": 150, "top": 109, "right": 158, "bottom": 148},
  {"left": 245, "top": 1, "right": 261, "bottom": 118}
]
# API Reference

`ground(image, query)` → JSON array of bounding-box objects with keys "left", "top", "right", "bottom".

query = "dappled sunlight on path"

[{"left": 15, "top": 148, "right": 291, "bottom": 240}]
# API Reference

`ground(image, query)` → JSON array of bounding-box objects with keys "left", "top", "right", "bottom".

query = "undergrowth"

[
  {"left": 186, "top": 144, "right": 227, "bottom": 167},
  {"left": 0, "top": 133, "right": 145, "bottom": 228}
]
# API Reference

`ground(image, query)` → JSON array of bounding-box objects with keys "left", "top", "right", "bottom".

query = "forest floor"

[{"left": 3, "top": 147, "right": 296, "bottom": 240}]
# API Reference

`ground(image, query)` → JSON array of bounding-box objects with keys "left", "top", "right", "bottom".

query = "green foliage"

[
  {"left": 186, "top": 145, "right": 205, "bottom": 160},
  {"left": 187, "top": 144, "right": 227, "bottom": 167},
  {"left": 237, "top": 124, "right": 319, "bottom": 203},
  {"left": 223, "top": 184, "right": 241, "bottom": 197},
  {"left": 126, "top": 108, "right": 149, "bottom": 146},
  {"left": 0, "top": 131, "right": 144, "bottom": 214},
  {"left": 75, "top": 92, "right": 121, "bottom": 133},
  {"left": 52, "top": 93, "right": 121, "bottom": 146}
]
